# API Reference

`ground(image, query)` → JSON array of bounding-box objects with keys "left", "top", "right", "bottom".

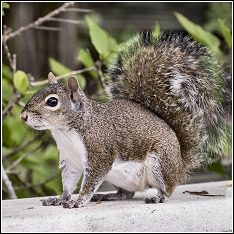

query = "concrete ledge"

[{"left": 2, "top": 181, "right": 232, "bottom": 232}]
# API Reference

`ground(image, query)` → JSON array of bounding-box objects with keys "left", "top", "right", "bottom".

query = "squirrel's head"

[{"left": 21, "top": 72, "right": 88, "bottom": 130}]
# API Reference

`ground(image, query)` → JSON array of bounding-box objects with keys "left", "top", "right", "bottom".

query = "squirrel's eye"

[{"left": 46, "top": 97, "right": 58, "bottom": 107}]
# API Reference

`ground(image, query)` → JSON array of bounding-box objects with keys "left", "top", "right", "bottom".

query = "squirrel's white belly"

[
  {"left": 51, "top": 129, "right": 87, "bottom": 171},
  {"left": 105, "top": 160, "right": 146, "bottom": 191},
  {"left": 105, "top": 153, "right": 163, "bottom": 192}
]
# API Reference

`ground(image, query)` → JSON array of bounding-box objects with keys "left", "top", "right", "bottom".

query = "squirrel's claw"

[
  {"left": 63, "top": 200, "right": 79, "bottom": 209},
  {"left": 144, "top": 195, "right": 168, "bottom": 204},
  {"left": 144, "top": 190, "right": 169, "bottom": 204}
]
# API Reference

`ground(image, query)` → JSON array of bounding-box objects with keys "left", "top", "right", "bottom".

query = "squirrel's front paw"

[
  {"left": 41, "top": 197, "right": 67, "bottom": 206},
  {"left": 63, "top": 200, "right": 79, "bottom": 209}
]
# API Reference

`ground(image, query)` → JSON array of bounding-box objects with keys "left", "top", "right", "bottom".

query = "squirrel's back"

[{"left": 106, "top": 31, "right": 227, "bottom": 171}]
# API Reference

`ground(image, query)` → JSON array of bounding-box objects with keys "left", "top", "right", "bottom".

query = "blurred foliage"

[
  {"left": 175, "top": 12, "right": 223, "bottom": 58},
  {"left": 2, "top": 3, "right": 232, "bottom": 199},
  {"left": 2, "top": 2, "right": 9, "bottom": 16},
  {"left": 153, "top": 22, "right": 161, "bottom": 39},
  {"left": 218, "top": 19, "right": 232, "bottom": 50},
  {"left": 203, "top": 2, "right": 232, "bottom": 34}
]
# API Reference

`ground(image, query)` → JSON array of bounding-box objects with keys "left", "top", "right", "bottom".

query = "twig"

[
  {"left": 3, "top": 2, "right": 75, "bottom": 42},
  {"left": 12, "top": 54, "right": 17, "bottom": 74},
  {"left": 30, "top": 66, "right": 95, "bottom": 86},
  {"left": 2, "top": 166, "right": 17, "bottom": 199},
  {"left": 14, "top": 173, "right": 60, "bottom": 190},
  {"left": 3, "top": 34, "right": 17, "bottom": 74},
  {"left": 2, "top": 38, "right": 13, "bottom": 68},
  {"left": 2, "top": 35, "right": 20, "bottom": 121},
  {"left": 2, "top": 91, "right": 21, "bottom": 121},
  {"left": 49, "top": 17, "right": 83, "bottom": 25},
  {"left": 66, "top": 8, "right": 94, "bottom": 13},
  {"left": 34, "top": 26, "right": 62, "bottom": 31},
  {"left": 95, "top": 61, "right": 107, "bottom": 90},
  {"left": 183, "top": 190, "right": 225, "bottom": 197}
]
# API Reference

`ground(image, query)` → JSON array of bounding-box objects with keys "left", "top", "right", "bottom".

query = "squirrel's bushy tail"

[{"left": 106, "top": 31, "right": 230, "bottom": 171}]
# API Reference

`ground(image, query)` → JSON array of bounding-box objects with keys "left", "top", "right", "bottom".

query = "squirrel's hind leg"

[
  {"left": 91, "top": 187, "right": 135, "bottom": 202},
  {"left": 144, "top": 152, "right": 169, "bottom": 204}
]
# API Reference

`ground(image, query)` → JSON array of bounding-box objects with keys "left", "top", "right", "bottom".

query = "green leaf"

[
  {"left": 2, "top": 2, "right": 10, "bottom": 16},
  {"left": 49, "top": 57, "right": 71, "bottom": 75},
  {"left": 153, "top": 22, "right": 161, "bottom": 39},
  {"left": 49, "top": 57, "right": 86, "bottom": 89},
  {"left": 77, "top": 49, "right": 94, "bottom": 68},
  {"left": 2, "top": 78, "right": 13, "bottom": 105},
  {"left": 203, "top": 3, "right": 232, "bottom": 33},
  {"left": 2, "top": 122, "right": 16, "bottom": 147},
  {"left": 85, "top": 16, "right": 117, "bottom": 60},
  {"left": 2, "top": 64, "right": 13, "bottom": 81},
  {"left": 13, "top": 70, "right": 28, "bottom": 94},
  {"left": 77, "top": 49, "right": 98, "bottom": 79},
  {"left": 174, "top": 12, "right": 223, "bottom": 58},
  {"left": 218, "top": 19, "right": 232, "bottom": 49},
  {"left": 2, "top": 2, "right": 9, "bottom": 8}
]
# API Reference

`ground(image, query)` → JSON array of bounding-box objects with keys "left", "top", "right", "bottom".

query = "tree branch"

[
  {"left": 2, "top": 91, "right": 21, "bottom": 121},
  {"left": 95, "top": 61, "right": 107, "bottom": 90},
  {"left": 2, "top": 32, "right": 20, "bottom": 121},
  {"left": 30, "top": 66, "right": 95, "bottom": 86},
  {"left": 66, "top": 8, "right": 94, "bottom": 13},
  {"left": 2, "top": 166, "right": 17, "bottom": 199},
  {"left": 49, "top": 17, "right": 83, "bottom": 25},
  {"left": 3, "top": 36, "right": 13, "bottom": 68},
  {"left": 3, "top": 2, "right": 75, "bottom": 42},
  {"left": 34, "top": 26, "right": 62, "bottom": 31}
]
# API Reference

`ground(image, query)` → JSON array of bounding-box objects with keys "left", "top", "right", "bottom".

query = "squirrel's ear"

[
  {"left": 66, "top": 77, "right": 82, "bottom": 103},
  {"left": 48, "top": 72, "right": 57, "bottom": 84},
  {"left": 66, "top": 76, "right": 79, "bottom": 92}
]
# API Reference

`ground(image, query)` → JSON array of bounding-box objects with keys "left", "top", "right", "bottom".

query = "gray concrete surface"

[{"left": 2, "top": 181, "right": 232, "bottom": 232}]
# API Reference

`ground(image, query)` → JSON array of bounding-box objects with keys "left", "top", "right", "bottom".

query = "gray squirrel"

[{"left": 21, "top": 31, "right": 228, "bottom": 208}]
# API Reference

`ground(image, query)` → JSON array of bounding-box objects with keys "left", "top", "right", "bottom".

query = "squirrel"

[{"left": 21, "top": 31, "right": 228, "bottom": 209}]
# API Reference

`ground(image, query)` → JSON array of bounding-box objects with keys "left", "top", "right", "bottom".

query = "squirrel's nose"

[{"left": 20, "top": 111, "right": 28, "bottom": 122}]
